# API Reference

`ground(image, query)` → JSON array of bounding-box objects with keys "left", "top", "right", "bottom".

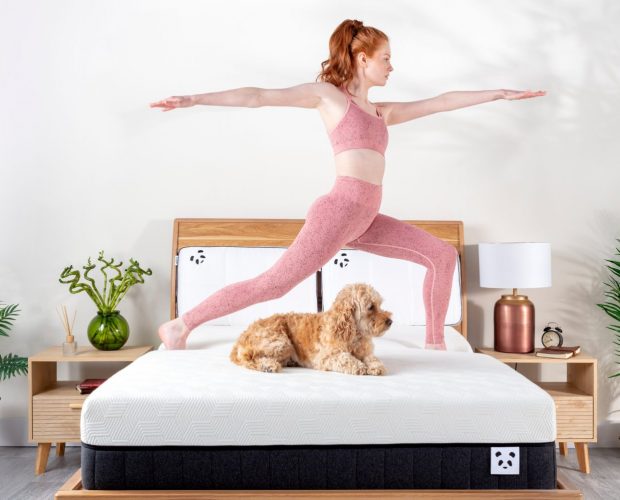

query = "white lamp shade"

[{"left": 478, "top": 242, "right": 552, "bottom": 289}]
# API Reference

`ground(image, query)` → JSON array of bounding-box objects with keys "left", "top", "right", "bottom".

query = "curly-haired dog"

[{"left": 230, "top": 283, "right": 392, "bottom": 375}]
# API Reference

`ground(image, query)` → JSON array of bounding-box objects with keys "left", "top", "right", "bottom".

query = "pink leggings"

[{"left": 182, "top": 175, "right": 458, "bottom": 346}]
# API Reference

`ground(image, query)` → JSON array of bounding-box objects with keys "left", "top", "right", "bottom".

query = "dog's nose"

[{"left": 386, "top": 318, "right": 392, "bottom": 327}]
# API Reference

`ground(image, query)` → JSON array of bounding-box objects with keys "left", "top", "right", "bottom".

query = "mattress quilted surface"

[{"left": 81, "top": 325, "right": 555, "bottom": 446}]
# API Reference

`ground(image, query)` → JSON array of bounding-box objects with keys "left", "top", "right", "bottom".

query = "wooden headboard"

[{"left": 170, "top": 218, "right": 467, "bottom": 339}]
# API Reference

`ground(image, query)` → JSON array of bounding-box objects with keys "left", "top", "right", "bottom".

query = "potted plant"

[
  {"left": 59, "top": 251, "right": 153, "bottom": 350},
  {"left": 596, "top": 237, "right": 620, "bottom": 378},
  {"left": 0, "top": 303, "right": 27, "bottom": 382}
]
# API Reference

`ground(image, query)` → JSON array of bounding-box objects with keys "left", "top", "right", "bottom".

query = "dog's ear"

[{"left": 325, "top": 292, "right": 357, "bottom": 343}]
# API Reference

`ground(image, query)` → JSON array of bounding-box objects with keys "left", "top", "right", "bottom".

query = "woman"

[{"left": 151, "top": 19, "right": 545, "bottom": 351}]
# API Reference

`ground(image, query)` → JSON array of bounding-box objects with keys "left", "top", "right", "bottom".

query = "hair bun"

[{"left": 351, "top": 19, "right": 363, "bottom": 36}]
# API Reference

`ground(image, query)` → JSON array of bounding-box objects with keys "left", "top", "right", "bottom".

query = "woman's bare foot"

[{"left": 158, "top": 317, "right": 190, "bottom": 350}]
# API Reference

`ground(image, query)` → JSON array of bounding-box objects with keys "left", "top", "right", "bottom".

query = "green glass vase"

[{"left": 87, "top": 310, "right": 129, "bottom": 350}]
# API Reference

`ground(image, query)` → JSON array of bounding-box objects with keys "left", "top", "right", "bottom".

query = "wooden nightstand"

[
  {"left": 28, "top": 345, "right": 153, "bottom": 474},
  {"left": 475, "top": 347, "right": 597, "bottom": 474}
]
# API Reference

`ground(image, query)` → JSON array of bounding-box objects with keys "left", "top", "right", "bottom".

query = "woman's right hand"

[{"left": 149, "top": 95, "right": 195, "bottom": 112}]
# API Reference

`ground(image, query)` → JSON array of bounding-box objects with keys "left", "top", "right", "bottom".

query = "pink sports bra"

[{"left": 328, "top": 86, "right": 389, "bottom": 157}]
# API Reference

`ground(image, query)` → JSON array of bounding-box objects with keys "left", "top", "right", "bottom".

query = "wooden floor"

[{"left": 1, "top": 446, "right": 618, "bottom": 499}]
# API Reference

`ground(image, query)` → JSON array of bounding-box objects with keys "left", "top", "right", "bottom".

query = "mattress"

[
  {"left": 81, "top": 325, "right": 555, "bottom": 447},
  {"left": 81, "top": 442, "right": 557, "bottom": 490}
]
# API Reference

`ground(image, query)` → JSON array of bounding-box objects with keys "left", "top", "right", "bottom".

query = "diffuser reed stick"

[{"left": 57, "top": 305, "right": 78, "bottom": 355}]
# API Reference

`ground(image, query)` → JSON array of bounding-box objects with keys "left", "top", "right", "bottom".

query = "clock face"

[{"left": 542, "top": 330, "right": 562, "bottom": 347}]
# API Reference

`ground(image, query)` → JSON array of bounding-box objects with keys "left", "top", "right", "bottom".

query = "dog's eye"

[{"left": 368, "top": 304, "right": 374, "bottom": 311}]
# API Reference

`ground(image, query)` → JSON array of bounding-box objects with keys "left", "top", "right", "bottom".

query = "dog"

[{"left": 230, "top": 283, "right": 392, "bottom": 375}]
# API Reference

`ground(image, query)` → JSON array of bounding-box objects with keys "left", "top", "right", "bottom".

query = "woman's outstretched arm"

[
  {"left": 377, "top": 89, "right": 546, "bottom": 126},
  {"left": 150, "top": 83, "right": 329, "bottom": 112},
  {"left": 149, "top": 87, "right": 261, "bottom": 111}
]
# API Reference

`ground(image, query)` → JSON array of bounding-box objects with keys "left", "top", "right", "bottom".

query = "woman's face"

[{"left": 362, "top": 41, "right": 393, "bottom": 86}]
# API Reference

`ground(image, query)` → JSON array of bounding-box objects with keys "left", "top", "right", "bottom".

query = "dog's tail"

[
  {"left": 229, "top": 342, "right": 256, "bottom": 368},
  {"left": 230, "top": 342, "right": 282, "bottom": 372},
  {"left": 229, "top": 343, "right": 244, "bottom": 365}
]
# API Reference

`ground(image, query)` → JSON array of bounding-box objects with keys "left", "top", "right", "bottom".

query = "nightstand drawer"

[
  {"left": 32, "top": 394, "right": 84, "bottom": 441},
  {"left": 555, "top": 398, "right": 594, "bottom": 439}
]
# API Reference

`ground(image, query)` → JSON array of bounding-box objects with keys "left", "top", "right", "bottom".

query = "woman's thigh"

[
  {"left": 346, "top": 212, "right": 456, "bottom": 266},
  {"left": 265, "top": 193, "right": 380, "bottom": 280}
]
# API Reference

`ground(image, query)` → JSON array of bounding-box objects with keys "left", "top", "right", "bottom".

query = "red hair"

[{"left": 316, "top": 19, "right": 389, "bottom": 94}]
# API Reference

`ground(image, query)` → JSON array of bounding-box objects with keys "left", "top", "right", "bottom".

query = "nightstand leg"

[
  {"left": 575, "top": 443, "right": 590, "bottom": 474},
  {"left": 56, "top": 442, "right": 65, "bottom": 456},
  {"left": 558, "top": 441, "right": 568, "bottom": 456},
  {"left": 35, "top": 442, "right": 51, "bottom": 474}
]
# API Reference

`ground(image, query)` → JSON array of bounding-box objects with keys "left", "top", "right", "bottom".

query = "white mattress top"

[
  {"left": 162, "top": 323, "right": 474, "bottom": 352},
  {"left": 81, "top": 326, "right": 556, "bottom": 446}
]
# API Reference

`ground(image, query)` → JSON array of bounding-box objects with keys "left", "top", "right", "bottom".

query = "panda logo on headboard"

[
  {"left": 189, "top": 250, "right": 206, "bottom": 266},
  {"left": 333, "top": 252, "right": 350, "bottom": 268}
]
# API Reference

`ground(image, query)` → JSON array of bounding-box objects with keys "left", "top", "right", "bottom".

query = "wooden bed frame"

[{"left": 55, "top": 218, "right": 583, "bottom": 499}]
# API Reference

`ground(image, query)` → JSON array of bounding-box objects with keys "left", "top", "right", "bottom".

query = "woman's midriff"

[{"left": 333, "top": 149, "right": 385, "bottom": 186}]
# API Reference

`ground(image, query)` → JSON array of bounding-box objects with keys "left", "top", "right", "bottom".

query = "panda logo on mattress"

[{"left": 495, "top": 450, "right": 516, "bottom": 469}]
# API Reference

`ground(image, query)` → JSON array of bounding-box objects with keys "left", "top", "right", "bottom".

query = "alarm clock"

[{"left": 541, "top": 322, "right": 564, "bottom": 348}]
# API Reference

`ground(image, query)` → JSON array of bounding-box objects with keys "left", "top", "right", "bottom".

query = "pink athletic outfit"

[{"left": 181, "top": 85, "right": 458, "bottom": 348}]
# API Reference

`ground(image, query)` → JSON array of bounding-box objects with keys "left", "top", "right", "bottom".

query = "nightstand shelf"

[
  {"left": 475, "top": 347, "right": 597, "bottom": 474},
  {"left": 28, "top": 345, "right": 153, "bottom": 475}
]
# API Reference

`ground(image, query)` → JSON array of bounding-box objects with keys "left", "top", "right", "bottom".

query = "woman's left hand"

[{"left": 501, "top": 89, "right": 547, "bottom": 100}]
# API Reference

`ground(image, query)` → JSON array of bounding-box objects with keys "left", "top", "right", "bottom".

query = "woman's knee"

[
  {"left": 429, "top": 242, "right": 458, "bottom": 269},
  {"left": 447, "top": 244, "right": 459, "bottom": 261},
  {"left": 441, "top": 244, "right": 459, "bottom": 271}
]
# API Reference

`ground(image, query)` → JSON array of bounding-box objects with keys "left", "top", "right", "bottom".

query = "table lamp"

[{"left": 478, "top": 242, "right": 552, "bottom": 353}]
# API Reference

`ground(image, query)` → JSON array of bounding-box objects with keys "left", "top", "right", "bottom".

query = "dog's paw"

[
  {"left": 366, "top": 362, "right": 386, "bottom": 376},
  {"left": 350, "top": 362, "right": 368, "bottom": 375},
  {"left": 257, "top": 358, "right": 282, "bottom": 373}
]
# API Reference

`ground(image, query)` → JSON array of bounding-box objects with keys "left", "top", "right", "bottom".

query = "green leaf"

[
  {"left": 58, "top": 253, "right": 151, "bottom": 312},
  {"left": 0, "top": 353, "right": 28, "bottom": 380},
  {"left": 0, "top": 304, "right": 20, "bottom": 337},
  {"left": 607, "top": 269, "right": 620, "bottom": 280},
  {"left": 599, "top": 303, "right": 620, "bottom": 321}
]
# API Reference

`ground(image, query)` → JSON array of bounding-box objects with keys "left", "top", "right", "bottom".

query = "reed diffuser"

[{"left": 57, "top": 305, "right": 77, "bottom": 355}]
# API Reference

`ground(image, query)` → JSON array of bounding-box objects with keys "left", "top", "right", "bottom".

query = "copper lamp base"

[{"left": 494, "top": 289, "right": 535, "bottom": 353}]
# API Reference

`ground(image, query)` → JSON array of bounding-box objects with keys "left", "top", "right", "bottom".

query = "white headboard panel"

[
  {"left": 177, "top": 246, "right": 461, "bottom": 327},
  {"left": 320, "top": 248, "right": 462, "bottom": 325},
  {"left": 177, "top": 247, "right": 317, "bottom": 325},
  {"left": 170, "top": 219, "right": 466, "bottom": 337}
]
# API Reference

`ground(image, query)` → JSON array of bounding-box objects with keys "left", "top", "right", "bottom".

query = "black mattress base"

[{"left": 81, "top": 442, "right": 556, "bottom": 490}]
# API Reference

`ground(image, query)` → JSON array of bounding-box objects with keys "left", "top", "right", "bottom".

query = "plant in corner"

[
  {"left": 59, "top": 251, "right": 153, "bottom": 351},
  {"left": 596, "top": 237, "right": 620, "bottom": 378},
  {"left": 0, "top": 303, "right": 27, "bottom": 382}
]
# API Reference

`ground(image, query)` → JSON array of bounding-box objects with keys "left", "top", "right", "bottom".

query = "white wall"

[{"left": 1, "top": 0, "right": 619, "bottom": 447}]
